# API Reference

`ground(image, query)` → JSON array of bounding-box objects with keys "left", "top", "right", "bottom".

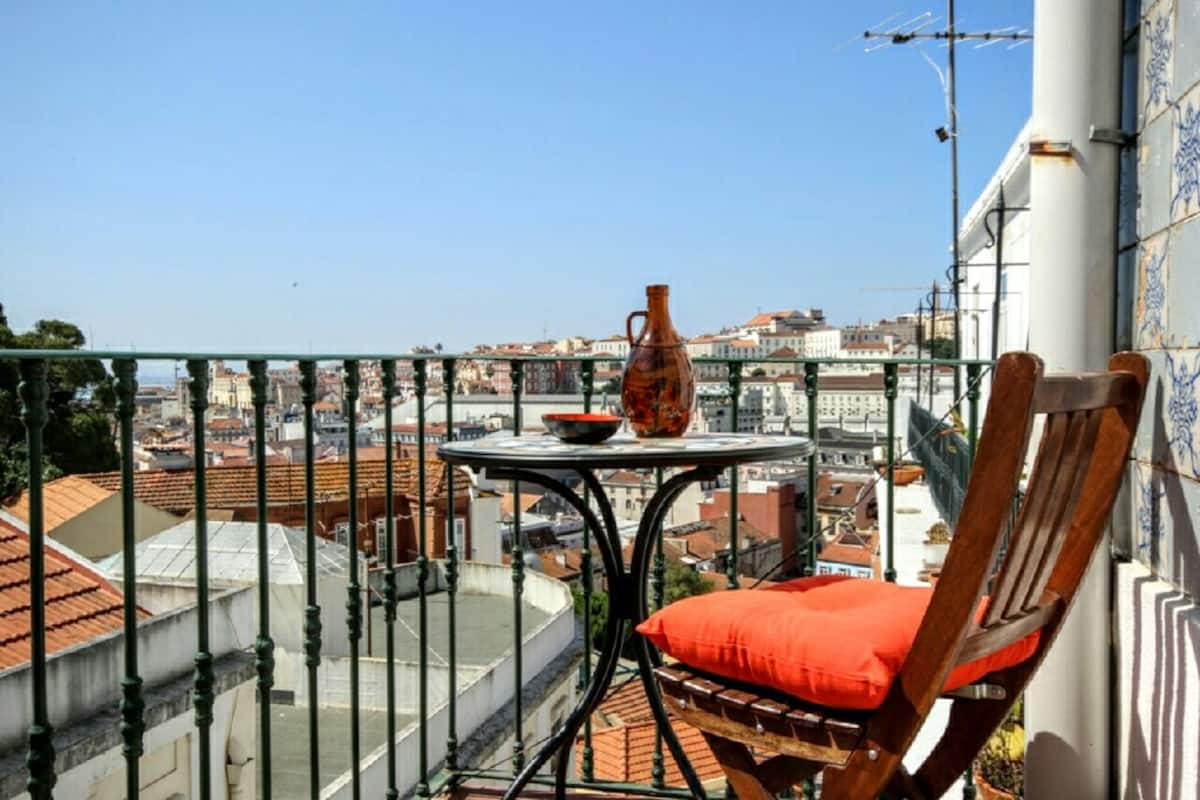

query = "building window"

[
  {"left": 375, "top": 518, "right": 389, "bottom": 559},
  {"left": 334, "top": 521, "right": 351, "bottom": 547},
  {"left": 447, "top": 517, "right": 466, "bottom": 557}
]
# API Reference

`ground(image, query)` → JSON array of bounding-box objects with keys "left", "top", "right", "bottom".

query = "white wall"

[
  {"left": 16, "top": 681, "right": 257, "bottom": 800},
  {"left": 322, "top": 562, "right": 576, "bottom": 799},
  {"left": 0, "top": 588, "right": 255, "bottom": 752},
  {"left": 1114, "top": 560, "right": 1200, "bottom": 798}
]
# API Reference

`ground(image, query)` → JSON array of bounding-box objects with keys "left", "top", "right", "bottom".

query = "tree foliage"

[
  {"left": 928, "top": 337, "right": 956, "bottom": 360},
  {"left": 0, "top": 305, "right": 119, "bottom": 498},
  {"left": 664, "top": 560, "right": 712, "bottom": 605},
  {"left": 571, "top": 560, "right": 712, "bottom": 651}
]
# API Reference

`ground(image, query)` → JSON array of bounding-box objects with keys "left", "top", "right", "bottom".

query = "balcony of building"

[{"left": 0, "top": 348, "right": 1024, "bottom": 800}]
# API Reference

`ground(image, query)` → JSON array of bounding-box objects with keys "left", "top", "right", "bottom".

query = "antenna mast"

[{"left": 860, "top": 7, "right": 1031, "bottom": 401}]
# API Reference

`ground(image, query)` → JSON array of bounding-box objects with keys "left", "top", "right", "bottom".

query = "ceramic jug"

[{"left": 621, "top": 285, "right": 695, "bottom": 437}]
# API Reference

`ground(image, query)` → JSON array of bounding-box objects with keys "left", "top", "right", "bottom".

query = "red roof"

[
  {"left": 79, "top": 459, "right": 470, "bottom": 515},
  {"left": 578, "top": 680, "right": 723, "bottom": 784},
  {"left": 4, "top": 475, "right": 114, "bottom": 531},
  {"left": 818, "top": 373, "right": 885, "bottom": 391},
  {"left": 580, "top": 719, "right": 723, "bottom": 785},
  {"left": 0, "top": 518, "right": 146, "bottom": 669},
  {"left": 661, "top": 517, "right": 769, "bottom": 561},
  {"left": 816, "top": 473, "right": 872, "bottom": 509},
  {"left": 745, "top": 310, "right": 793, "bottom": 327},
  {"left": 819, "top": 529, "right": 880, "bottom": 568}
]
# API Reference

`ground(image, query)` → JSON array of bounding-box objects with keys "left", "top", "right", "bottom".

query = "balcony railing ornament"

[{"left": 20, "top": 359, "right": 55, "bottom": 800}]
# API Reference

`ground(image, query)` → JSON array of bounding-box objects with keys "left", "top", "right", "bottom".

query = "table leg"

[
  {"left": 630, "top": 466, "right": 724, "bottom": 800},
  {"left": 485, "top": 467, "right": 625, "bottom": 800}
]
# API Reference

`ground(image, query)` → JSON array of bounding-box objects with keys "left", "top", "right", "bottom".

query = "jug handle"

[{"left": 626, "top": 311, "right": 647, "bottom": 345}]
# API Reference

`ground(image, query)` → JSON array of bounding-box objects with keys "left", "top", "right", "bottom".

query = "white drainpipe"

[{"left": 1025, "top": 0, "right": 1122, "bottom": 797}]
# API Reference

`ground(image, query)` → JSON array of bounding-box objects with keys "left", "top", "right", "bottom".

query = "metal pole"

[
  {"left": 948, "top": 0, "right": 962, "bottom": 402},
  {"left": 930, "top": 281, "right": 939, "bottom": 412},
  {"left": 915, "top": 301, "right": 924, "bottom": 402},
  {"left": 993, "top": 185, "right": 1006, "bottom": 361}
]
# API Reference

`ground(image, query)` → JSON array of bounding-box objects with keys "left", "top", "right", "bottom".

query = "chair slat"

[
  {"left": 785, "top": 709, "right": 823, "bottom": 729},
  {"left": 957, "top": 599, "right": 1060, "bottom": 663},
  {"left": 717, "top": 689, "right": 759, "bottom": 712},
  {"left": 983, "top": 411, "right": 1071, "bottom": 627},
  {"left": 749, "top": 698, "right": 790, "bottom": 719},
  {"left": 1014, "top": 408, "right": 1106, "bottom": 615},
  {"left": 1032, "top": 372, "right": 1140, "bottom": 414},
  {"left": 683, "top": 676, "right": 724, "bottom": 699},
  {"left": 998, "top": 409, "right": 1092, "bottom": 620}
]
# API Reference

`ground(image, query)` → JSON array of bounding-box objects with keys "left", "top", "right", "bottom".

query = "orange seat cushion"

[{"left": 636, "top": 575, "right": 1040, "bottom": 711}]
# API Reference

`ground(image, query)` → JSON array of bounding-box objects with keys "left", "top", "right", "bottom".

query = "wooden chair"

[{"left": 651, "top": 351, "right": 1148, "bottom": 799}]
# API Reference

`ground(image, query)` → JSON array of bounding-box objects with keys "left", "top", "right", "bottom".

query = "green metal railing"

[{"left": 4, "top": 349, "right": 988, "bottom": 800}]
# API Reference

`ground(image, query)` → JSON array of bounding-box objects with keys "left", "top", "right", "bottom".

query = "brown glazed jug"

[{"left": 621, "top": 285, "right": 695, "bottom": 437}]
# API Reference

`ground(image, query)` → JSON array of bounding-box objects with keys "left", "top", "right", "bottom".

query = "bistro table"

[{"left": 438, "top": 431, "right": 814, "bottom": 800}]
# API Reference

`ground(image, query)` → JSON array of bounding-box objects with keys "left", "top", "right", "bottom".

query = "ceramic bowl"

[{"left": 542, "top": 413, "right": 621, "bottom": 444}]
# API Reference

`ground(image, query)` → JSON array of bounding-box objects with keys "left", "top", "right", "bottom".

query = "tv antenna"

[{"left": 859, "top": 5, "right": 1031, "bottom": 402}]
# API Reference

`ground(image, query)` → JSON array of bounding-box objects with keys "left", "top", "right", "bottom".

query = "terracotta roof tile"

[
  {"left": 818, "top": 528, "right": 879, "bottom": 568},
  {"left": 78, "top": 459, "right": 470, "bottom": 515},
  {"left": 4, "top": 475, "right": 114, "bottom": 530},
  {"left": 0, "top": 518, "right": 146, "bottom": 669},
  {"left": 501, "top": 493, "right": 544, "bottom": 516},
  {"left": 661, "top": 517, "right": 768, "bottom": 562},
  {"left": 745, "top": 310, "right": 793, "bottom": 327},
  {"left": 577, "top": 718, "right": 722, "bottom": 784}
]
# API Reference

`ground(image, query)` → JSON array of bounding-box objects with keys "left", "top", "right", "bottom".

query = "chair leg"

[
  {"left": 911, "top": 696, "right": 1016, "bottom": 796},
  {"left": 816, "top": 742, "right": 903, "bottom": 800},
  {"left": 755, "top": 755, "right": 822, "bottom": 794},
  {"left": 884, "top": 764, "right": 928, "bottom": 800},
  {"left": 701, "top": 734, "right": 777, "bottom": 800}
]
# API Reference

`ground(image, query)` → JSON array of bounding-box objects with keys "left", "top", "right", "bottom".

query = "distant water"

[{"left": 133, "top": 372, "right": 178, "bottom": 388}]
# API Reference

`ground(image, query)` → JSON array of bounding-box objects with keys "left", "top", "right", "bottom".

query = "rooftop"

[
  {"left": 3, "top": 474, "right": 113, "bottom": 531},
  {"left": 79, "top": 458, "right": 470, "bottom": 515},
  {"left": 0, "top": 518, "right": 146, "bottom": 670},
  {"left": 96, "top": 520, "right": 356, "bottom": 586}
]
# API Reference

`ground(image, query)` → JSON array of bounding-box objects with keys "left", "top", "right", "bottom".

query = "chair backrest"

[{"left": 924, "top": 352, "right": 1148, "bottom": 668}]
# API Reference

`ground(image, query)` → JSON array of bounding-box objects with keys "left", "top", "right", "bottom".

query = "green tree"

[
  {"left": 571, "top": 586, "right": 610, "bottom": 651},
  {"left": 750, "top": 367, "right": 767, "bottom": 377},
  {"left": 0, "top": 306, "right": 119, "bottom": 498},
  {"left": 929, "top": 337, "right": 956, "bottom": 360},
  {"left": 665, "top": 561, "right": 712, "bottom": 605}
]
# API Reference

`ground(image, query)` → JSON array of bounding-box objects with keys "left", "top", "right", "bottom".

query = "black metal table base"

[{"left": 488, "top": 465, "right": 722, "bottom": 800}]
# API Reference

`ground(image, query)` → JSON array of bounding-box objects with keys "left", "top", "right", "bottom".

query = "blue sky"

[{"left": 1, "top": 2, "right": 1033, "bottom": 353}]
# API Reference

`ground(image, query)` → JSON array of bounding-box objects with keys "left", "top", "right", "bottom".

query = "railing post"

[
  {"left": 966, "top": 363, "right": 981, "bottom": 467},
  {"left": 578, "top": 360, "right": 595, "bottom": 782},
  {"left": 414, "top": 359, "right": 431, "bottom": 798},
  {"left": 114, "top": 359, "right": 145, "bottom": 800},
  {"left": 651, "top": 466, "right": 666, "bottom": 789},
  {"left": 381, "top": 360, "right": 400, "bottom": 800},
  {"left": 509, "top": 359, "right": 526, "bottom": 774},
  {"left": 343, "top": 360, "right": 363, "bottom": 800},
  {"left": 19, "top": 359, "right": 56, "bottom": 800},
  {"left": 804, "top": 362, "right": 819, "bottom": 578},
  {"left": 249, "top": 359, "right": 274, "bottom": 800},
  {"left": 299, "top": 359, "right": 322, "bottom": 800},
  {"left": 186, "top": 359, "right": 215, "bottom": 799},
  {"left": 726, "top": 361, "right": 741, "bottom": 589},
  {"left": 443, "top": 358, "right": 460, "bottom": 773},
  {"left": 883, "top": 362, "right": 898, "bottom": 583}
]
